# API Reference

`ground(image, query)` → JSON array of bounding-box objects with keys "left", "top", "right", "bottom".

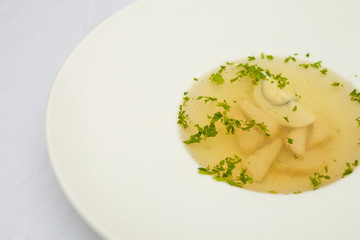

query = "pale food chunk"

[
  {"left": 238, "top": 100, "right": 280, "bottom": 136},
  {"left": 273, "top": 149, "right": 327, "bottom": 175},
  {"left": 236, "top": 130, "right": 265, "bottom": 154},
  {"left": 243, "top": 138, "right": 282, "bottom": 182},
  {"left": 308, "top": 117, "right": 333, "bottom": 148},
  {"left": 253, "top": 80, "right": 316, "bottom": 128},
  {"left": 285, "top": 127, "right": 308, "bottom": 157}
]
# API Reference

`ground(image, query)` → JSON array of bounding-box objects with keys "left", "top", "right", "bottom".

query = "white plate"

[{"left": 46, "top": 0, "right": 360, "bottom": 239}]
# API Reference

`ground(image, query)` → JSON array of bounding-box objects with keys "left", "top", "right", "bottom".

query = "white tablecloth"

[{"left": 0, "top": 1, "right": 135, "bottom": 239}]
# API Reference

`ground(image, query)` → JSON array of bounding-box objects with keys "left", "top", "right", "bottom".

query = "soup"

[{"left": 178, "top": 53, "right": 360, "bottom": 194}]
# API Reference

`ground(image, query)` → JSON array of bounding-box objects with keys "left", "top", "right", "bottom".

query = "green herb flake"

[
  {"left": 331, "top": 82, "right": 340, "bottom": 87},
  {"left": 261, "top": 52, "right": 265, "bottom": 59},
  {"left": 269, "top": 190, "right": 277, "bottom": 194},
  {"left": 349, "top": 89, "right": 360, "bottom": 103},
  {"left": 177, "top": 105, "right": 189, "bottom": 129},
  {"left": 310, "top": 61, "right": 322, "bottom": 69},
  {"left": 320, "top": 68, "right": 328, "bottom": 75},
  {"left": 248, "top": 56, "right": 256, "bottom": 61},
  {"left": 292, "top": 105, "right": 297, "bottom": 112},
  {"left": 198, "top": 167, "right": 211, "bottom": 175},
  {"left": 266, "top": 55, "right": 274, "bottom": 60},
  {"left": 216, "top": 100, "right": 231, "bottom": 111},
  {"left": 356, "top": 117, "right": 360, "bottom": 127},
  {"left": 294, "top": 154, "right": 298, "bottom": 159},
  {"left": 237, "top": 168, "right": 253, "bottom": 186},
  {"left": 209, "top": 73, "right": 225, "bottom": 85},
  {"left": 233, "top": 63, "right": 289, "bottom": 88},
  {"left": 285, "top": 56, "right": 296, "bottom": 63},
  {"left": 306, "top": 53, "right": 310, "bottom": 57},
  {"left": 204, "top": 96, "right": 218, "bottom": 103},
  {"left": 293, "top": 191, "right": 302, "bottom": 194},
  {"left": 299, "top": 63, "right": 309, "bottom": 69},
  {"left": 324, "top": 166, "right": 328, "bottom": 173},
  {"left": 295, "top": 93, "right": 302, "bottom": 98},
  {"left": 197, "top": 155, "right": 255, "bottom": 189},
  {"left": 193, "top": 78, "right": 199, "bottom": 81},
  {"left": 226, "top": 62, "right": 234, "bottom": 65},
  {"left": 287, "top": 138, "right": 294, "bottom": 144},
  {"left": 342, "top": 160, "right": 358, "bottom": 178},
  {"left": 283, "top": 116, "right": 289, "bottom": 123},
  {"left": 309, "top": 171, "right": 331, "bottom": 190}
]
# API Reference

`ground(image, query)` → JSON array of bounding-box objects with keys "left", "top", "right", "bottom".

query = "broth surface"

[{"left": 178, "top": 56, "right": 360, "bottom": 194}]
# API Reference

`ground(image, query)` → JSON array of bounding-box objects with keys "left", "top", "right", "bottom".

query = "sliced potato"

[
  {"left": 236, "top": 129, "right": 265, "bottom": 154},
  {"left": 242, "top": 138, "right": 282, "bottom": 182},
  {"left": 308, "top": 116, "right": 334, "bottom": 148},
  {"left": 238, "top": 100, "right": 280, "bottom": 136},
  {"left": 272, "top": 149, "right": 327, "bottom": 175},
  {"left": 285, "top": 127, "right": 308, "bottom": 157}
]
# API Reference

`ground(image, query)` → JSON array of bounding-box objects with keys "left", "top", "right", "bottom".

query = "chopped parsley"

[
  {"left": 320, "top": 68, "right": 328, "bottom": 75},
  {"left": 331, "top": 82, "right": 340, "bottom": 87},
  {"left": 204, "top": 96, "right": 217, "bottom": 103},
  {"left": 231, "top": 63, "right": 268, "bottom": 84},
  {"left": 183, "top": 95, "right": 190, "bottom": 103},
  {"left": 177, "top": 105, "right": 189, "bottom": 129},
  {"left": 183, "top": 122, "right": 218, "bottom": 144},
  {"left": 183, "top": 98, "right": 270, "bottom": 144},
  {"left": 193, "top": 78, "right": 199, "bottom": 81},
  {"left": 198, "top": 155, "right": 253, "bottom": 188},
  {"left": 349, "top": 89, "right": 360, "bottom": 103},
  {"left": 260, "top": 53, "right": 274, "bottom": 60},
  {"left": 356, "top": 117, "right": 360, "bottom": 127},
  {"left": 342, "top": 160, "right": 359, "bottom": 178},
  {"left": 293, "top": 191, "right": 302, "bottom": 194},
  {"left": 232, "top": 63, "right": 289, "bottom": 89},
  {"left": 226, "top": 62, "right": 234, "bottom": 65},
  {"left": 310, "top": 61, "right": 322, "bottom": 69},
  {"left": 177, "top": 92, "right": 191, "bottom": 129},
  {"left": 210, "top": 73, "right": 224, "bottom": 85},
  {"left": 299, "top": 63, "right": 309, "bottom": 69},
  {"left": 295, "top": 93, "right": 302, "bottom": 98},
  {"left": 216, "top": 100, "right": 231, "bottom": 111},
  {"left": 236, "top": 168, "right": 253, "bottom": 187},
  {"left": 287, "top": 138, "right": 294, "bottom": 144},
  {"left": 284, "top": 56, "right": 296, "bottom": 63},
  {"left": 309, "top": 167, "right": 331, "bottom": 190},
  {"left": 269, "top": 190, "right": 277, "bottom": 194},
  {"left": 294, "top": 154, "right": 298, "bottom": 159},
  {"left": 209, "top": 65, "right": 228, "bottom": 85},
  {"left": 306, "top": 53, "right": 310, "bottom": 57},
  {"left": 292, "top": 105, "right": 297, "bottom": 111},
  {"left": 283, "top": 116, "right": 289, "bottom": 123},
  {"left": 248, "top": 56, "right": 256, "bottom": 61}
]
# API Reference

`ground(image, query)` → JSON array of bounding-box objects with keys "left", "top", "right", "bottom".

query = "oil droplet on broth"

[{"left": 178, "top": 56, "right": 360, "bottom": 194}]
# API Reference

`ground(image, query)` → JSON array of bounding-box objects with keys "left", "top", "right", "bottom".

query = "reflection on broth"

[{"left": 178, "top": 53, "right": 360, "bottom": 194}]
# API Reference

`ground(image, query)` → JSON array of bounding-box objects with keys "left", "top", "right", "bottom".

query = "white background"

[{"left": 0, "top": 1, "right": 135, "bottom": 239}]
